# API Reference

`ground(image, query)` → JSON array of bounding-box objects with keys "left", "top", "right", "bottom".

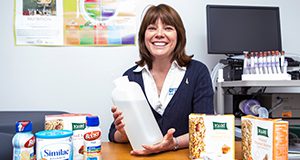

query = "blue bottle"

[
  {"left": 12, "top": 120, "right": 35, "bottom": 160},
  {"left": 84, "top": 116, "right": 102, "bottom": 160}
]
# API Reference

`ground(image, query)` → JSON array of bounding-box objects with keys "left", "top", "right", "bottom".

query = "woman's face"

[{"left": 144, "top": 18, "right": 177, "bottom": 60}]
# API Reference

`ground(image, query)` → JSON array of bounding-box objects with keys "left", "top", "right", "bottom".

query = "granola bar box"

[
  {"left": 45, "top": 113, "right": 92, "bottom": 160},
  {"left": 189, "top": 114, "right": 235, "bottom": 160},
  {"left": 241, "top": 115, "right": 288, "bottom": 160}
]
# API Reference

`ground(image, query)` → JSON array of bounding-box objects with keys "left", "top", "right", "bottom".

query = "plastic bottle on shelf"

[
  {"left": 271, "top": 51, "right": 278, "bottom": 74},
  {"left": 250, "top": 52, "right": 255, "bottom": 74},
  {"left": 12, "top": 120, "right": 35, "bottom": 160},
  {"left": 111, "top": 76, "right": 163, "bottom": 150},
  {"left": 242, "top": 51, "right": 249, "bottom": 75},
  {"left": 250, "top": 105, "right": 269, "bottom": 118},
  {"left": 84, "top": 116, "right": 102, "bottom": 160},
  {"left": 254, "top": 52, "right": 260, "bottom": 74},
  {"left": 267, "top": 51, "right": 273, "bottom": 74},
  {"left": 275, "top": 50, "right": 282, "bottom": 74},
  {"left": 263, "top": 51, "right": 269, "bottom": 74},
  {"left": 258, "top": 52, "right": 264, "bottom": 74},
  {"left": 239, "top": 99, "right": 269, "bottom": 118}
]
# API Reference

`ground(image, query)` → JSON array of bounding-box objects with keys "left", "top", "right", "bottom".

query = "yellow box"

[
  {"left": 241, "top": 115, "right": 288, "bottom": 160},
  {"left": 189, "top": 114, "right": 235, "bottom": 160}
]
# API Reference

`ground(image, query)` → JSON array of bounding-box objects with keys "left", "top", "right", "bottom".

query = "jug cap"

[{"left": 113, "top": 76, "right": 129, "bottom": 87}]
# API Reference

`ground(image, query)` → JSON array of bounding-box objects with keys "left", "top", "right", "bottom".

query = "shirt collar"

[
  {"left": 133, "top": 64, "right": 149, "bottom": 73},
  {"left": 133, "top": 61, "right": 186, "bottom": 73},
  {"left": 172, "top": 61, "right": 186, "bottom": 71}
]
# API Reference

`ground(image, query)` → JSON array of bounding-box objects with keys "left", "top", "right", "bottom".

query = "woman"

[{"left": 109, "top": 4, "right": 214, "bottom": 155}]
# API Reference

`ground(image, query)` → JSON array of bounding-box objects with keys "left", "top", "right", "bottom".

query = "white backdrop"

[{"left": 1, "top": 0, "right": 300, "bottom": 141}]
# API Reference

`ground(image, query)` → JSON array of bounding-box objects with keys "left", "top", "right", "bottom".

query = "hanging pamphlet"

[{"left": 14, "top": 0, "right": 136, "bottom": 46}]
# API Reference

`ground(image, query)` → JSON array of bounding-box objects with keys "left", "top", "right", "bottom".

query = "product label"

[
  {"left": 257, "top": 126, "right": 269, "bottom": 137},
  {"left": 84, "top": 130, "right": 102, "bottom": 160},
  {"left": 13, "top": 148, "right": 34, "bottom": 160},
  {"left": 241, "top": 116, "right": 288, "bottom": 160},
  {"left": 45, "top": 114, "right": 90, "bottom": 159},
  {"left": 84, "top": 140, "right": 101, "bottom": 159},
  {"left": 189, "top": 114, "right": 235, "bottom": 160},
  {"left": 24, "top": 136, "right": 35, "bottom": 148},
  {"left": 39, "top": 143, "right": 72, "bottom": 159},
  {"left": 72, "top": 123, "right": 86, "bottom": 131},
  {"left": 213, "top": 122, "right": 228, "bottom": 130},
  {"left": 84, "top": 131, "right": 101, "bottom": 141},
  {"left": 13, "top": 133, "right": 35, "bottom": 160}
]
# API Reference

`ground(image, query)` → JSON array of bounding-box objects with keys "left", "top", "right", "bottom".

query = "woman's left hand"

[{"left": 130, "top": 128, "right": 177, "bottom": 155}]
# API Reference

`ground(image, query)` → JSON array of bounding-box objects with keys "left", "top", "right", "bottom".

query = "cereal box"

[
  {"left": 241, "top": 115, "right": 288, "bottom": 160},
  {"left": 189, "top": 114, "right": 235, "bottom": 160},
  {"left": 45, "top": 113, "right": 92, "bottom": 160}
]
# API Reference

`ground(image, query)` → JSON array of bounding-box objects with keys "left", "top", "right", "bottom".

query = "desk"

[{"left": 101, "top": 141, "right": 242, "bottom": 160}]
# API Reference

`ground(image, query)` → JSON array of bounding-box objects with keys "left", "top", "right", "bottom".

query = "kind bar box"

[
  {"left": 241, "top": 115, "right": 288, "bottom": 160},
  {"left": 189, "top": 114, "right": 235, "bottom": 160},
  {"left": 45, "top": 113, "right": 92, "bottom": 160}
]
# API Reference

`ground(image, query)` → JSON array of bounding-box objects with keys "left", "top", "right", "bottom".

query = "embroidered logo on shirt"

[{"left": 168, "top": 88, "right": 177, "bottom": 95}]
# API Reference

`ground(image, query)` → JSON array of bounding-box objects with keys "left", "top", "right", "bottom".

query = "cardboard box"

[
  {"left": 189, "top": 114, "right": 235, "bottom": 160},
  {"left": 241, "top": 115, "right": 288, "bottom": 160},
  {"left": 45, "top": 113, "right": 92, "bottom": 160}
]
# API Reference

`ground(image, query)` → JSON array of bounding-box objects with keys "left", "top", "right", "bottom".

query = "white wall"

[{"left": 1, "top": 0, "right": 300, "bottom": 141}]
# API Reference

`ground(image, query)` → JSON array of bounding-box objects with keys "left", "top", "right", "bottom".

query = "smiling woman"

[
  {"left": 137, "top": 4, "right": 188, "bottom": 70},
  {"left": 144, "top": 18, "right": 177, "bottom": 62},
  {"left": 108, "top": 4, "right": 214, "bottom": 156}
]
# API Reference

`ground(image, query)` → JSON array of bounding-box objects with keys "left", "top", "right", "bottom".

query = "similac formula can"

[
  {"left": 35, "top": 130, "right": 73, "bottom": 160},
  {"left": 12, "top": 120, "right": 35, "bottom": 160}
]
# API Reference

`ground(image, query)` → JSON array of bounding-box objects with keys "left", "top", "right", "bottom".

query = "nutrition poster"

[{"left": 14, "top": 0, "right": 136, "bottom": 46}]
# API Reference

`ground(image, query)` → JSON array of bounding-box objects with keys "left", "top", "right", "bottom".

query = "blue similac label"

[{"left": 39, "top": 143, "right": 72, "bottom": 160}]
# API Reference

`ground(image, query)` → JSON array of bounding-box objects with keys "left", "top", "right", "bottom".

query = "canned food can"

[{"left": 35, "top": 130, "right": 73, "bottom": 160}]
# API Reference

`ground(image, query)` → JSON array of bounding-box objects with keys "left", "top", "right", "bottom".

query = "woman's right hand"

[{"left": 111, "top": 105, "right": 128, "bottom": 142}]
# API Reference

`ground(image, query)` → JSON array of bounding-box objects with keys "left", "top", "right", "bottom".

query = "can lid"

[
  {"left": 86, "top": 116, "right": 100, "bottom": 126},
  {"left": 16, "top": 120, "right": 32, "bottom": 132},
  {"left": 35, "top": 130, "right": 73, "bottom": 139}
]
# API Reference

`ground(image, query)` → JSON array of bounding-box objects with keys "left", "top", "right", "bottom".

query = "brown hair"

[{"left": 136, "top": 4, "right": 193, "bottom": 69}]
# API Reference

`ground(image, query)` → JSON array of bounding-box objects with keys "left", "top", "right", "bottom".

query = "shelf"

[
  {"left": 216, "top": 80, "right": 300, "bottom": 114},
  {"left": 235, "top": 117, "right": 300, "bottom": 126},
  {"left": 219, "top": 80, "right": 300, "bottom": 87}
]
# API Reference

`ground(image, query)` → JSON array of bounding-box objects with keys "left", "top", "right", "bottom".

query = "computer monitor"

[{"left": 206, "top": 5, "right": 282, "bottom": 55}]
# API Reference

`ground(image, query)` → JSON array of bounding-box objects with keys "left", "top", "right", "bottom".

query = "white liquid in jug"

[
  {"left": 112, "top": 76, "right": 163, "bottom": 151},
  {"left": 115, "top": 100, "right": 163, "bottom": 150}
]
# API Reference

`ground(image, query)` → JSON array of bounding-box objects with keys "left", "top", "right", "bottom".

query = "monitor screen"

[{"left": 206, "top": 5, "right": 282, "bottom": 55}]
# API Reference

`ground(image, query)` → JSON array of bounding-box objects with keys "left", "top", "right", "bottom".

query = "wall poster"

[{"left": 14, "top": 0, "right": 136, "bottom": 46}]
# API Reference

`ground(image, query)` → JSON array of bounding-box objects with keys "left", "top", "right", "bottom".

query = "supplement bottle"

[
  {"left": 12, "top": 120, "right": 35, "bottom": 160},
  {"left": 111, "top": 76, "right": 163, "bottom": 150},
  {"left": 84, "top": 116, "right": 102, "bottom": 160}
]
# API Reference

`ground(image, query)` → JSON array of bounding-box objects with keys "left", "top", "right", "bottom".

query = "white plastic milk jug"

[{"left": 112, "top": 76, "right": 163, "bottom": 150}]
